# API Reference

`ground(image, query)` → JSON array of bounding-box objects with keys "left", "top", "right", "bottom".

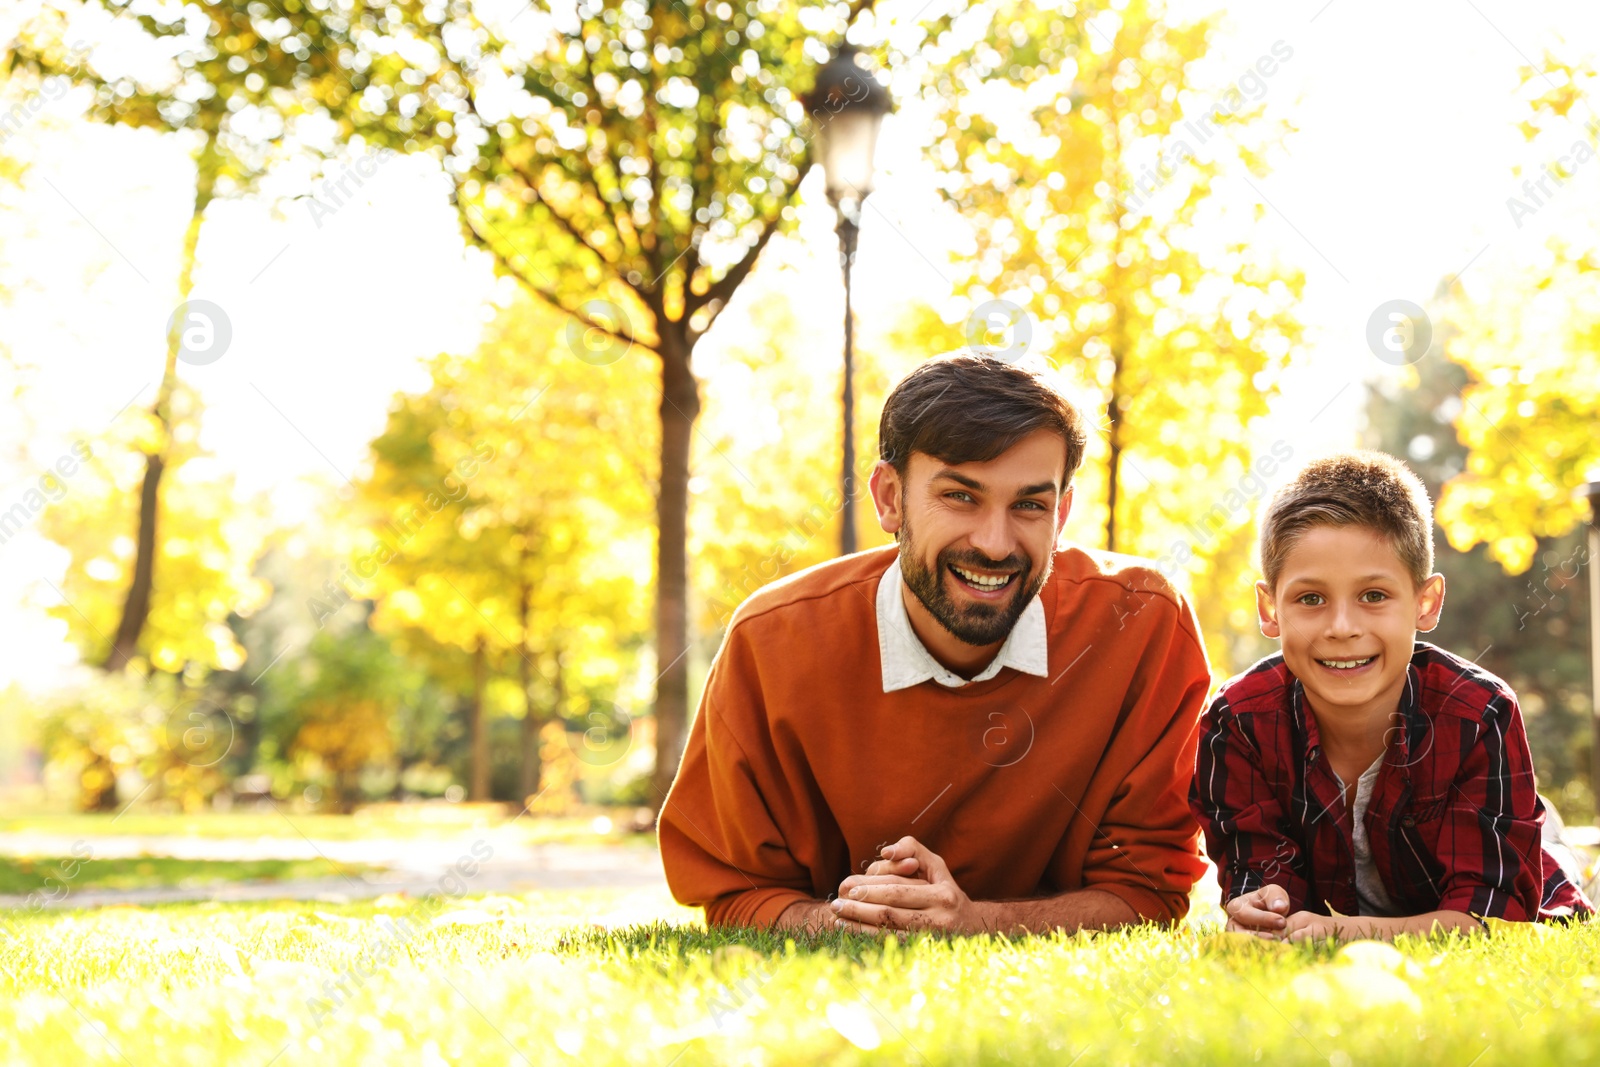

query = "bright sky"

[{"left": 1, "top": 0, "right": 1597, "bottom": 687}]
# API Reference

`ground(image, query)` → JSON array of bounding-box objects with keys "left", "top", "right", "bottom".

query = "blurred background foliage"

[{"left": 0, "top": 1, "right": 1594, "bottom": 818}]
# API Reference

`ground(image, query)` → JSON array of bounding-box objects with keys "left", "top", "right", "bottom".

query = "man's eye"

[
  {"left": 1015, "top": 500, "right": 1047, "bottom": 511},
  {"left": 945, "top": 491, "right": 974, "bottom": 503}
]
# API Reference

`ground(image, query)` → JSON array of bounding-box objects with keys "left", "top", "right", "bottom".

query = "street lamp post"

[
  {"left": 806, "top": 47, "right": 891, "bottom": 556},
  {"left": 1585, "top": 479, "right": 1600, "bottom": 821}
]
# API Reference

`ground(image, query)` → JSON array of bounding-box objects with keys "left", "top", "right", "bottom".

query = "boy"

[{"left": 1191, "top": 451, "right": 1591, "bottom": 940}]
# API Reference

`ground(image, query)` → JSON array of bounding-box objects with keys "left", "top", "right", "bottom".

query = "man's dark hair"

[{"left": 878, "top": 352, "right": 1087, "bottom": 490}]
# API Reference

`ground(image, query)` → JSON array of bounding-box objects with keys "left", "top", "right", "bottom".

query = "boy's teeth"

[
  {"left": 953, "top": 565, "right": 1013, "bottom": 589},
  {"left": 1318, "top": 657, "right": 1373, "bottom": 669}
]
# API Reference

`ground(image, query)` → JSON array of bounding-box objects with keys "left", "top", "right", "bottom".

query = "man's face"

[
  {"left": 872, "top": 428, "right": 1072, "bottom": 647},
  {"left": 1256, "top": 524, "right": 1445, "bottom": 726}
]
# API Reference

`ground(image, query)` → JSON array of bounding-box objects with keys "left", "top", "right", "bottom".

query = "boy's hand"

[
  {"left": 1224, "top": 884, "right": 1290, "bottom": 937},
  {"left": 1283, "top": 910, "right": 1340, "bottom": 942}
]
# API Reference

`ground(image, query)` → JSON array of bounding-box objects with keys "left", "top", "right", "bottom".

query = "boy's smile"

[{"left": 1256, "top": 525, "right": 1445, "bottom": 727}]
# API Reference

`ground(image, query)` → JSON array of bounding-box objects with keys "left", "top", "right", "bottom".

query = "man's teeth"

[
  {"left": 953, "top": 565, "right": 1014, "bottom": 589},
  {"left": 1318, "top": 657, "right": 1373, "bottom": 669}
]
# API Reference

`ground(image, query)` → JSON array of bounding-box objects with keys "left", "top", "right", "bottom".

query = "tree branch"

[
  {"left": 460, "top": 204, "right": 652, "bottom": 353},
  {"left": 641, "top": 54, "right": 664, "bottom": 284},
  {"left": 462, "top": 60, "right": 631, "bottom": 272},
  {"left": 845, "top": 0, "right": 881, "bottom": 27},
  {"left": 576, "top": 25, "right": 646, "bottom": 266},
  {"left": 505, "top": 158, "right": 620, "bottom": 270},
  {"left": 679, "top": 105, "right": 721, "bottom": 300},
  {"left": 683, "top": 127, "right": 810, "bottom": 336},
  {"left": 686, "top": 210, "right": 780, "bottom": 343}
]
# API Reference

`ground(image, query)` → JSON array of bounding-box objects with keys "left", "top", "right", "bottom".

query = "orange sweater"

[{"left": 658, "top": 544, "right": 1211, "bottom": 929}]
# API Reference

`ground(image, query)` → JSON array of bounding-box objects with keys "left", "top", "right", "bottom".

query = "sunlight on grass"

[
  {"left": 0, "top": 855, "right": 378, "bottom": 895},
  {"left": 0, "top": 886, "right": 1596, "bottom": 1065},
  {"left": 0, "top": 808, "right": 652, "bottom": 847}
]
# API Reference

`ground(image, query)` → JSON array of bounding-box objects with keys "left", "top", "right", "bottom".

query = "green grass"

[
  {"left": 0, "top": 856, "right": 376, "bottom": 895},
  {"left": 0, "top": 886, "right": 1597, "bottom": 1065},
  {"left": 0, "top": 809, "right": 654, "bottom": 846}
]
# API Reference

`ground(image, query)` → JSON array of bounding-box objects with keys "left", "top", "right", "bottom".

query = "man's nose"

[{"left": 968, "top": 504, "right": 1016, "bottom": 562}]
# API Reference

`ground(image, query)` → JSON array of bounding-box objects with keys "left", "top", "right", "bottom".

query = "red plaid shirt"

[{"left": 1191, "top": 642, "right": 1591, "bottom": 922}]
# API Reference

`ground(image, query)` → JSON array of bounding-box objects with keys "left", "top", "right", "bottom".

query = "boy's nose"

[{"left": 1325, "top": 600, "right": 1362, "bottom": 637}]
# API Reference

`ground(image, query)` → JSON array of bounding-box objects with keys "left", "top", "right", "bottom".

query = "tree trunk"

[
  {"left": 106, "top": 451, "right": 165, "bottom": 669},
  {"left": 517, "top": 545, "right": 541, "bottom": 802},
  {"left": 81, "top": 754, "right": 118, "bottom": 813},
  {"left": 1103, "top": 107, "right": 1127, "bottom": 556},
  {"left": 468, "top": 637, "right": 489, "bottom": 801},
  {"left": 104, "top": 179, "right": 211, "bottom": 671},
  {"left": 649, "top": 324, "right": 700, "bottom": 809},
  {"left": 1104, "top": 291, "right": 1130, "bottom": 553},
  {"left": 335, "top": 770, "right": 358, "bottom": 814},
  {"left": 551, "top": 641, "right": 566, "bottom": 742}
]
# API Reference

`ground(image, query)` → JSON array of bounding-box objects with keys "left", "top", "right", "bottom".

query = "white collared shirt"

[{"left": 876, "top": 554, "right": 1049, "bottom": 693}]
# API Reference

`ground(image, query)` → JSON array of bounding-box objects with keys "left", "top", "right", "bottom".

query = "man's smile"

[{"left": 950, "top": 563, "right": 1019, "bottom": 596}]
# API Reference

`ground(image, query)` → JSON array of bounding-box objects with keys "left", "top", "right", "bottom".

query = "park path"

[{"left": 0, "top": 831, "right": 667, "bottom": 908}]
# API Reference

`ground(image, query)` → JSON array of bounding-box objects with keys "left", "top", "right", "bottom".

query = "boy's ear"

[
  {"left": 1415, "top": 573, "right": 1446, "bottom": 632},
  {"left": 1255, "top": 580, "right": 1281, "bottom": 639}
]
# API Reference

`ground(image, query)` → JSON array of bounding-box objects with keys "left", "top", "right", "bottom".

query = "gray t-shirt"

[{"left": 1331, "top": 755, "right": 1400, "bottom": 916}]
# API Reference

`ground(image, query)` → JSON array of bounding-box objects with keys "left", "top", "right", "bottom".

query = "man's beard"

[{"left": 898, "top": 519, "right": 1050, "bottom": 647}]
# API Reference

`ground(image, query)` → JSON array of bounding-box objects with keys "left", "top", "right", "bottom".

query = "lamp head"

[{"left": 804, "top": 46, "right": 893, "bottom": 204}]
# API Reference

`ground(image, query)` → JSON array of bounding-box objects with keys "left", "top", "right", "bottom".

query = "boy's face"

[{"left": 1256, "top": 524, "right": 1445, "bottom": 726}]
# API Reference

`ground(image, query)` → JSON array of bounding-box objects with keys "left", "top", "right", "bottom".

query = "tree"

[
  {"left": 1436, "top": 243, "right": 1600, "bottom": 572},
  {"left": 31, "top": 0, "right": 884, "bottom": 804},
  {"left": 1365, "top": 296, "right": 1593, "bottom": 810},
  {"left": 1435, "top": 54, "right": 1600, "bottom": 572},
  {"left": 0, "top": 38, "right": 47, "bottom": 468},
  {"left": 266, "top": 620, "right": 404, "bottom": 812},
  {"left": 27, "top": 669, "right": 234, "bottom": 812},
  {"left": 345, "top": 383, "right": 502, "bottom": 799},
  {"left": 37, "top": 383, "right": 269, "bottom": 675},
  {"left": 899, "top": 0, "right": 1303, "bottom": 664},
  {"left": 353, "top": 291, "right": 654, "bottom": 802},
  {"left": 691, "top": 238, "right": 909, "bottom": 631},
  {"left": 328, "top": 0, "right": 885, "bottom": 806},
  {"left": 7, "top": 4, "right": 327, "bottom": 670},
  {"left": 211, "top": 528, "right": 464, "bottom": 806}
]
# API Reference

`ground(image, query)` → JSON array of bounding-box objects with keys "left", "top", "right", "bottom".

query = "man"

[{"left": 658, "top": 352, "right": 1211, "bottom": 934}]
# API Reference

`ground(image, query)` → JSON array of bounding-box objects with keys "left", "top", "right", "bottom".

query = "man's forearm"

[
  {"left": 775, "top": 898, "right": 838, "bottom": 934},
  {"left": 786, "top": 886, "right": 1143, "bottom": 936},
  {"left": 972, "top": 888, "right": 1141, "bottom": 936}
]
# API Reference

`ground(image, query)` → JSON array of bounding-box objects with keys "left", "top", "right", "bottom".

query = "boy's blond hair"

[{"left": 1259, "top": 450, "right": 1434, "bottom": 590}]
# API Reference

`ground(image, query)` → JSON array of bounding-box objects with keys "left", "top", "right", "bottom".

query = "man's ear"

[
  {"left": 1415, "top": 573, "right": 1446, "bottom": 633},
  {"left": 870, "top": 460, "right": 903, "bottom": 537},
  {"left": 1055, "top": 484, "right": 1074, "bottom": 534},
  {"left": 1255, "top": 579, "right": 1281, "bottom": 639}
]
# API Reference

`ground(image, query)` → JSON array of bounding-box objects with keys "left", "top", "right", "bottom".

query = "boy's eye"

[
  {"left": 1295, "top": 592, "right": 1324, "bottom": 606},
  {"left": 1359, "top": 590, "right": 1389, "bottom": 603}
]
